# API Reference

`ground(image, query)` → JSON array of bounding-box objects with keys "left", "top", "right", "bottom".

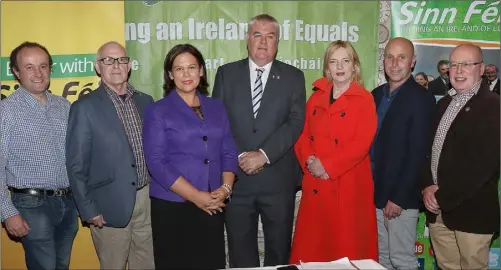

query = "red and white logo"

[{"left": 415, "top": 242, "right": 424, "bottom": 255}]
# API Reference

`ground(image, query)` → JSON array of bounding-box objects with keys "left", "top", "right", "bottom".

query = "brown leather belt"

[{"left": 8, "top": 187, "right": 72, "bottom": 196}]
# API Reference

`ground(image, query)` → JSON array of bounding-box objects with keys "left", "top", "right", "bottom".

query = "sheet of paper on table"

[
  {"left": 300, "top": 258, "right": 387, "bottom": 270},
  {"left": 300, "top": 257, "right": 356, "bottom": 269}
]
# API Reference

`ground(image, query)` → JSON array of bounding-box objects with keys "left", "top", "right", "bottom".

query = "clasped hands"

[
  {"left": 239, "top": 151, "right": 266, "bottom": 175},
  {"left": 192, "top": 187, "right": 230, "bottom": 216},
  {"left": 306, "top": 155, "right": 329, "bottom": 179}
]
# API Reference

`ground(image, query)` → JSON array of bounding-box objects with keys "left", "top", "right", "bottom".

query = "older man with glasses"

[
  {"left": 66, "top": 41, "right": 155, "bottom": 269},
  {"left": 421, "top": 43, "right": 500, "bottom": 270}
]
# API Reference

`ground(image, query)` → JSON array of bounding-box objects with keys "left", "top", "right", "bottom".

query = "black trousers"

[
  {"left": 225, "top": 191, "right": 297, "bottom": 268},
  {"left": 151, "top": 197, "right": 225, "bottom": 270}
]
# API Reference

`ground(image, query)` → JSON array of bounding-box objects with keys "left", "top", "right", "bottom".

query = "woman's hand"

[
  {"left": 210, "top": 187, "right": 229, "bottom": 203},
  {"left": 307, "top": 157, "right": 327, "bottom": 178},
  {"left": 191, "top": 191, "right": 225, "bottom": 215}
]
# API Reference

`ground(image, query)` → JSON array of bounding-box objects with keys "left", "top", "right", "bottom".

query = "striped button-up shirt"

[
  {"left": 431, "top": 80, "right": 482, "bottom": 184},
  {"left": 104, "top": 83, "right": 149, "bottom": 188},
  {"left": 0, "top": 87, "right": 71, "bottom": 221}
]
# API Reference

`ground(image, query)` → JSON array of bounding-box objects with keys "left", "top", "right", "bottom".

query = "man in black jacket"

[
  {"left": 421, "top": 43, "right": 500, "bottom": 270},
  {"left": 428, "top": 60, "right": 451, "bottom": 96}
]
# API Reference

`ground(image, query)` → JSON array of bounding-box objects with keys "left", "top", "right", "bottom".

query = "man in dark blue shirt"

[{"left": 371, "top": 37, "right": 436, "bottom": 269}]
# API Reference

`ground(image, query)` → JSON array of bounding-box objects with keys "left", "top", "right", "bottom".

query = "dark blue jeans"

[{"left": 12, "top": 193, "right": 79, "bottom": 270}]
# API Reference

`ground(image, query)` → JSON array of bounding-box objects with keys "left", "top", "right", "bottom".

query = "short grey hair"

[
  {"left": 486, "top": 64, "right": 499, "bottom": 72},
  {"left": 247, "top": 14, "right": 280, "bottom": 41}
]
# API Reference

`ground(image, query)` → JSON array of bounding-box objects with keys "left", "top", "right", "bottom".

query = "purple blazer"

[{"left": 142, "top": 90, "right": 238, "bottom": 202}]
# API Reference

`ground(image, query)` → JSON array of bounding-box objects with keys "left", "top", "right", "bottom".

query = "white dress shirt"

[
  {"left": 489, "top": 78, "right": 498, "bottom": 91},
  {"left": 240, "top": 59, "right": 274, "bottom": 164},
  {"left": 249, "top": 58, "right": 273, "bottom": 94}
]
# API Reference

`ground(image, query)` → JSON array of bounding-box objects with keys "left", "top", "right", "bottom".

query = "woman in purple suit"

[{"left": 142, "top": 44, "right": 238, "bottom": 270}]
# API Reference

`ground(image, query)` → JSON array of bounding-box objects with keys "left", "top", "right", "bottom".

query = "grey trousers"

[{"left": 376, "top": 208, "right": 419, "bottom": 270}]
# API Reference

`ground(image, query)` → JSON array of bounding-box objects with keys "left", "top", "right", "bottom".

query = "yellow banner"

[
  {"left": 0, "top": 1, "right": 124, "bottom": 269},
  {"left": 1, "top": 1, "right": 125, "bottom": 99}
]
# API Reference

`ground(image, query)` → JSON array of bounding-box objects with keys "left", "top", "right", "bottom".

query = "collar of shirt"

[
  {"left": 441, "top": 77, "right": 448, "bottom": 85},
  {"left": 490, "top": 78, "right": 498, "bottom": 89},
  {"left": 382, "top": 83, "right": 401, "bottom": 100},
  {"left": 449, "top": 79, "right": 481, "bottom": 102},
  {"left": 17, "top": 86, "right": 54, "bottom": 109},
  {"left": 102, "top": 82, "right": 137, "bottom": 101},
  {"left": 249, "top": 58, "right": 273, "bottom": 91}
]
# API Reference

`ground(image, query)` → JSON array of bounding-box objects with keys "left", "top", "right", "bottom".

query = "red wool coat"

[{"left": 290, "top": 78, "right": 378, "bottom": 264}]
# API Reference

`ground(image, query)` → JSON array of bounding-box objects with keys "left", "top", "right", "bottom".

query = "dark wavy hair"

[
  {"left": 163, "top": 44, "right": 209, "bottom": 97},
  {"left": 9, "top": 41, "right": 53, "bottom": 83}
]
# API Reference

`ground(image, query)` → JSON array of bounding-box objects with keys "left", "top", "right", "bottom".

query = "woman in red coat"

[{"left": 289, "top": 40, "right": 378, "bottom": 264}]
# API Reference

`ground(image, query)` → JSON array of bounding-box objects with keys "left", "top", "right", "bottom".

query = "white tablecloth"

[{"left": 226, "top": 258, "right": 386, "bottom": 269}]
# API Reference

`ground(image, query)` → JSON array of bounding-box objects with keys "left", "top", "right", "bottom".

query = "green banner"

[
  {"left": 391, "top": 0, "right": 500, "bottom": 81},
  {"left": 1, "top": 54, "right": 97, "bottom": 81},
  {"left": 392, "top": 0, "right": 500, "bottom": 42},
  {"left": 124, "top": 1, "right": 379, "bottom": 100}
]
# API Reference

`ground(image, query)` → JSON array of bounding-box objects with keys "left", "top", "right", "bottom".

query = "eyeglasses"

[
  {"left": 98, "top": 57, "right": 130, "bottom": 65},
  {"left": 449, "top": 61, "right": 482, "bottom": 69}
]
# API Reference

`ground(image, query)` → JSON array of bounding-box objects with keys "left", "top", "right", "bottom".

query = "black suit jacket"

[
  {"left": 492, "top": 79, "right": 500, "bottom": 95},
  {"left": 372, "top": 77, "right": 436, "bottom": 209},
  {"left": 421, "top": 84, "right": 500, "bottom": 234},
  {"left": 212, "top": 58, "right": 306, "bottom": 195},
  {"left": 66, "top": 85, "right": 154, "bottom": 227},
  {"left": 428, "top": 77, "right": 450, "bottom": 96}
]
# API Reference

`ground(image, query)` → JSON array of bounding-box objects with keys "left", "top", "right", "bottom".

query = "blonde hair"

[{"left": 323, "top": 40, "right": 363, "bottom": 87}]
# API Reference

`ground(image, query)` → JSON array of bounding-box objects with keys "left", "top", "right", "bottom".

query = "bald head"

[
  {"left": 96, "top": 41, "right": 126, "bottom": 61},
  {"left": 94, "top": 41, "right": 131, "bottom": 94},
  {"left": 385, "top": 37, "right": 415, "bottom": 57},
  {"left": 384, "top": 37, "right": 416, "bottom": 90},
  {"left": 450, "top": 43, "right": 483, "bottom": 63}
]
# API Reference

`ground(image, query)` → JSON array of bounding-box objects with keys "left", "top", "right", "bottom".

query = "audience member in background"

[
  {"left": 421, "top": 43, "right": 500, "bottom": 270},
  {"left": 485, "top": 64, "right": 499, "bottom": 94},
  {"left": 427, "top": 74, "right": 435, "bottom": 82},
  {"left": 142, "top": 44, "right": 238, "bottom": 270},
  {"left": 428, "top": 60, "right": 451, "bottom": 96},
  {"left": 415, "top": 72, "right": 429, "bottom": 89},
  {"left": 66, "top": 41, "right": 155, "bottom": 269},
  {"left": 289, "top": 40, "right": 378, "bottom": 264},
  {"left": 371, "top": 37, "right": 436, "bottom": 269},
  {"left": 212, "top": 14, "right": 306, "bottom": 267},
  {"left": 0, "top": 41, "right": 77, "bottom": 270}
]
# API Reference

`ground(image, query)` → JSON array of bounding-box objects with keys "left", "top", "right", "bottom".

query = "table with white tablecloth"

[{"left": 225, "top": 258, "right": 386, "bottom": 270}]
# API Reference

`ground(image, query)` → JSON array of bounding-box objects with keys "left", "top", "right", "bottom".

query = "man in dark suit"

[
  {"left": 428, "top": 59, "right": 451, "bottom": 96},
  {"left": 212, "top": 14, "right": 306, "bottom": 267},
  {"left": 421, "top": 44, "right": 500, "bottom": 270},
  {"left": 371, "top": 37, "right": 436, "bottom": 269},
  {"left": 485, "top": 64, "right": 500, "bottom": 94},
  {"left": 66, "top": 41, "right": 155, "bottom": 269}
]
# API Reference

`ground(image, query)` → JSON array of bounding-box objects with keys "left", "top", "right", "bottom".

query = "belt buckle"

[{"left": 54, "top": 189, "right": 64, "bottom": 196}]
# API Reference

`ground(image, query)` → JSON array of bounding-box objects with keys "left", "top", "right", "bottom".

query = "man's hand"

[
  {"left": 4, "top": 215, "right": 30, "bottom": 238},
  {"left": 87, "top": 215, "right": 106, "bottom": 228},
  {"left": 423, "top": 185, "right": 440, "bottom": 214},
  {"left": 239, "top": 151, "right": 267, "bottom": 175},
  {"left": 307, "top": 157, "right": 327, "bottom": 178},
  {"left": 383, "top": 200, "right": 402, "bottom": 219}
]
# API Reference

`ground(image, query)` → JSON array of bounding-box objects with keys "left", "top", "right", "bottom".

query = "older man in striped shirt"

[{"left": 0, "top": 42, "right": 77, "bottom": 270}]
